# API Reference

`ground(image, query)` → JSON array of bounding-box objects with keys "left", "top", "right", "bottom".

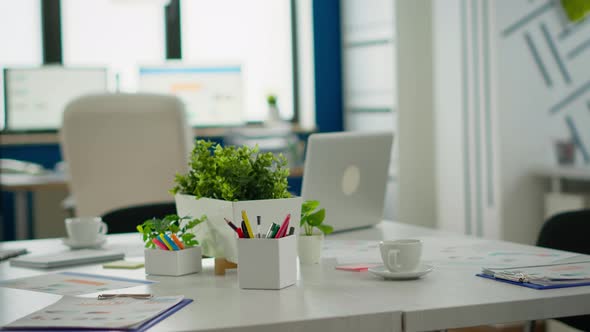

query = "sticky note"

[
  {"left": 335, "top": 264, "right": 379, "bottom": 272},
  {"left": 103, "top": 260, "right": 145, "bottom": 269}
]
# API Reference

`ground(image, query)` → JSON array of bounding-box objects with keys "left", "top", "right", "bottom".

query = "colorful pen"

[
  {"left": 163, "top": 234, "right": 179, "bottom": 250},
  {"left": 236, "top": 228, "right": 244, "bottom": 238},
  {"left": 170, "top": 233, "right": 185, "bottom": 250},
  {"left": 256, "top": 216, "right": 261, "bottom": 238},
  {"left": 241, "top": 220, "right": 250, "bottom": 238},
  {"left": 152, "top": 238, "right": 169, "bottom": 250},
  {"left": 276, "top": 214, "right": 291, "bottom": 238},
  {"left": 225, "top": 217, "right": 241, "bottom": 237},
  {"left": 269, "top": 223, "right": 280, "bottom": 238},
  {"left": 158, "top": 234, "right": 174, "bottom": 250},
  {"left": 265, "top": 223, "right": 277, "bottom": 238},
  {"left": 242, "top": 210, "right": 254, "bottom": 238}
]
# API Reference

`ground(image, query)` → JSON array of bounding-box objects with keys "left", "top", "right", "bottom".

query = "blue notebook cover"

[
  {"left": 477, "top": 273, "right": 590, "bottom": 290},
  {"left": 1, "top": 299, "right": 193, "bottom": 331}
]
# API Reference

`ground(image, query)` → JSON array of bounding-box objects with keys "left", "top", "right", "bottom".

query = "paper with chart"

[
  {"left": 4, "top": 295, "right": 184, "bottom": 329},
  {"left": 484, "top": 261, "right": 590, "bottom": 281},
  {"left": 0, "top": 272, "right": 155, "bottom": 296}
]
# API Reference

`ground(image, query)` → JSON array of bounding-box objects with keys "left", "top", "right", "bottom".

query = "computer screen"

[
  {"left": 138, "top": 65, "right": 245, "bottom": 127},
  {"left": 3, "top": 67, "right": 108, "bottom": 131}
]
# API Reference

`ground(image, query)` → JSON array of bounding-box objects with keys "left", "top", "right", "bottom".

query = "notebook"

[
  {"left": 478, "top": 261, "right": 590, "bottom": 290},
  {"left": 10, "top": 249, "right": 124, "bottom": 269},
  {"left": 1, "top": 295, "right": 192, "bottom": 331},
  {"left": 301, "top": 131, "right": 393, "bottom": 232}
]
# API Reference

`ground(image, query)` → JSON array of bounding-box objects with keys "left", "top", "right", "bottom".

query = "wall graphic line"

[
  {"left": 483, "top": 0, "right": 494, "bottom": 208},
  {"left": 524, "top": 32, "right": 553, "bottom": 87},
  {"left": 502, "top": 1, "right": 554, "bottom": 37},
  {"left": 567, "top": 37, "right": 590, "bottom": 59},
  {"left": 461, "top": 0, "right": 473, "bottom": 236},
  {"left": 344, "top": 39, "right": 393, "bottom": 48},
  {"left": 472, "top": 0, "right": 483, "bottom": 238},
  {"left": 587, "top": 100, "right": 590, "bottom": 112},
  {"left": 558, "top": 17, "right": 590, "bottom": 41},
  {"left": 565, "top": 116, "right": 590, "bottom": 163},
  {"left": 549, "top": 79, "right": 590, "bottom": 114},
  {"left": 540, "top": 23, "right": 572, "bottom": 84}
]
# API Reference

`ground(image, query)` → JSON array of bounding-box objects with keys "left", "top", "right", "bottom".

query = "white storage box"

[
  {"left": 144, "top": 246, "right": 202, "bottom": 276},
  {"left": 237, "top": 235, "right": 297, "bottom": 290}
]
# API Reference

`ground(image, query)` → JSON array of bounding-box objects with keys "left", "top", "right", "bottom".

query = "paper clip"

[
  {"left": 493, "top": 272, "right": 529, "bottom": 283},
  {"left": 97, "top": 294, "right": 153, "bottom": 300}
]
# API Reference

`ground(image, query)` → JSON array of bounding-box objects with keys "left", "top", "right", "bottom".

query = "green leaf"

[
  {"left": 302, "top": 200, "right": 319, "bottom": 213},
  {"left": 316, "top": 224, "right": 334, "bottom": 235},
  {"left": 307, "top": 208, "right": 325, "bottom": 226}
]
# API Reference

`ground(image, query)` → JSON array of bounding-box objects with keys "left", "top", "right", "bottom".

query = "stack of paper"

[
  {"left": 3, "top": 295, "right": 189, "bottom": 330},
  {"left": 479, "top": 261, "right": 590, "bottom": 289}
]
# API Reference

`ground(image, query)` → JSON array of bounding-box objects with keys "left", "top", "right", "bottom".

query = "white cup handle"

[
  {"left": 388, "top": 249, "right": 400, "bottom": 270},
  {"left": 99, "top": 221, "right": 108, "bottom": 235}
]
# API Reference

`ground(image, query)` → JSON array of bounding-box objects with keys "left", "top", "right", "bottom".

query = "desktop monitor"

[
  {"left": 3, "top": 67, "right": 108, "bottom": 131},
  {"left": 138, "top": 65, "right": 245, "bottom": 127}
]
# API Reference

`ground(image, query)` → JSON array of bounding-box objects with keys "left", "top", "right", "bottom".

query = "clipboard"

[
  {"left": 476, "top": 273, "right": 590, "bottom": 290},
  {"left": 0, "top": 298, "right": 193, "bottom": 331}
]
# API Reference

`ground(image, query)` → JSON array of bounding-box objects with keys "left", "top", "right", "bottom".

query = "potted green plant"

[
  {"left": 298, "top": 200, "right": 333, "bottom": 264},
  {"left": 172, "top": 140, "right": 302, "bottom": 264},
  {"left": 137, "top": 214, "right": 206, "bottom": 276}
]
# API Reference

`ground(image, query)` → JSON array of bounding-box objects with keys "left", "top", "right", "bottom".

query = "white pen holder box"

[
  {"left": 238, "top": 235, "right": 297, "bottom": 290},
  {"left": 144, "top": 246, "right": 202, "bottom": 276}
]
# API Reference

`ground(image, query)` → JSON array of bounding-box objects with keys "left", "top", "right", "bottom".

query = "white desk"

[{"left": 1, "top": 221, "right": 590, "bottom": 332}]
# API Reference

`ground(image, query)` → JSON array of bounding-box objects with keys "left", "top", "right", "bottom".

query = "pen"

[
  {"left": 269, "top": 223, "right": 280, "bottom": 238},
  {"left": 276, "top": 214, "right": 291, "bottom": 238},
  {"left": 170, "top": 233, "right": 185, "bottom": 250},
  {"left": 152, "top": 238, "right": 168, "bottom": 250},
  {"left": 236, "top": 228, "right": 244, "bottom": 238},
  {"left": 256, "top": 216, "right": 261, "bottom": 238},
  {"left": 158, "top": 234, "right": 174, "bottom": 250},
  {"left": 241, "top": 220, "right": 250, "bottom": 239},
  {"left": 163, "top": 234, "right": 179, "bottom": 251},
  {"left": 225, "top": 217, "right": 241, "bottom": 237},
  {"left": 287, "top": 226, "right": 295, "bottom": 236},
  {"left": 242, "top": 210, "right": 254, "bottom": 238},
  {"left": 98, "top": 294, "right": 153, "bottom": 300},
  {"left": 265, "top": 223, "right": 277, "bottom": 238}
]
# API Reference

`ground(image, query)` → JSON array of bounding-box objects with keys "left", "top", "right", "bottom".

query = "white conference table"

[{"left": 1, "top": 221, "right": 590, "bottom": 332}]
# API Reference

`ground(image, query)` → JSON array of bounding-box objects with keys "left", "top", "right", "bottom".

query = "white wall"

[{"left": 396, "top": 0, "right": 437, "bottom": 228}]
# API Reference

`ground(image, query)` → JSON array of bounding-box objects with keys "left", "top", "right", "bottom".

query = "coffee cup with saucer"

[
  {"left": 368, "top": 239, "right": 433, "bottom": 280},
  {"left": 63, "top": 217, "right": 108, "bottom": 249}
]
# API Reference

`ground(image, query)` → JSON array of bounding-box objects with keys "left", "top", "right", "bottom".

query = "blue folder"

[
  {"left": 477, "top": 273, "right": 590, "bottom": 290},
  {"left": 1, "top": 298, "right": 193, "bottom": 331}
]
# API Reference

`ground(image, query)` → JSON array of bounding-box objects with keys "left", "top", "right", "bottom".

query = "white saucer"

[
  {"left": 368, "top": 264, "right": 433, "bottom": 280},
  {"left": 62, "top": 236, "right": 107, "bottom": 249}
]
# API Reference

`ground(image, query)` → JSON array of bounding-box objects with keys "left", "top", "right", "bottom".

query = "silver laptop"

[{"left": 301, "top": 131, "right": 393, "bottom": 232}]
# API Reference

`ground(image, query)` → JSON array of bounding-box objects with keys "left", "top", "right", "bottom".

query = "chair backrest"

[
  {"left": 536, "top": 210, "right": 590, "bottom": 255},
  {"left": 101, "top": 202, "right": 177, "bottom": 234},
  {"left": 61, "top": 93, "right": 192, "bottom": 217}
]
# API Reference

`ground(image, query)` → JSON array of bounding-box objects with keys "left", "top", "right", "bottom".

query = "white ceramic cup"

[
  {"left": 379, "top": 239, "right": 422, "bottom": 272},
  {"left": 65, "top": 217, "right": 108, "bottom": 245}
]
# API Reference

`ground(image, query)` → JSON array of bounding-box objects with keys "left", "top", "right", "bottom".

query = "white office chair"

[{"left": 60, "top": 93, "right": 193, "bottom": 217}]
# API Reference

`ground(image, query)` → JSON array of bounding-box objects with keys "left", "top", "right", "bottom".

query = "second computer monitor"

[
  {"left": 3, "top": 67, "right": 108, "bottom": 131},
  {"left": 138, "top": 65, "right": 245, "bottom": 127}
]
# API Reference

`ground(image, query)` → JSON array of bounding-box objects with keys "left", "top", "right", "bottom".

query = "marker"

[
  {"left": 158, "top": 234, "right": 174, "bottom": 250},
  {"left": 236, "top": 228, "right": 244, "bottom": 238},
  {"left": 170, "top": 233, "right": 185, "bottom": 250},
  {"left": 241, "top": 220, "right": 250, "bottom": 238},
  {"left": 256, "top": 216, "right": 261, "bottom": 238},
  {"left": 241, "top": 210, "right": 254, "bottom": 238},
  {"left": 265, "top": 223, "right": 277, "bottom": 238},
  {"left": 163, "top": 234, "right": 180, "bottom": 250},
  {"left": 287, "top": 226, "right": 295, "bottom": 236},
  {"left": 276, "top": 214, "right": 291, "bottom": 238},
  {"left": 269, "top": 223, "right": 280, "bottom": 239},
  {"left": 152, "top": 238, "right": 168, "bottom": 250}
]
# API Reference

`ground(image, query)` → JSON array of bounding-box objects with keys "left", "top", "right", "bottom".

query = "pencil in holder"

[
  {"left": 144, "top": 246, "right": 202, "bottom": 276},
  {"left": 237, "top": 235, "right": 297, "bottom": 290}
]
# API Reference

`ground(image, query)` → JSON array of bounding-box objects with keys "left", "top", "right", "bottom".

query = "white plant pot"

[
  {"left": 175, "top": 194, "right": 302, "bottom": 263},
  {"left": 144, "top": 246, "right": 202, "bottom": 276},
  {"left": 298, "top": 234, "right": 324, "bottom": 264}
]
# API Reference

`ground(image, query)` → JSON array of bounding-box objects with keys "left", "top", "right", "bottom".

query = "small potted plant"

[
  {"left": 298, "top": 200, "right": 333, "bottom": 264},
  {"left": 172, "top": 140, "right": 302, "bottom": 266},
  {"left": 137, "top": 214, "right": 206, "bottom": 276}
]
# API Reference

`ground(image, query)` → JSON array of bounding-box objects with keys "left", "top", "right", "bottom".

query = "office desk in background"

[
  {"left": 535, "top": 166, "right": 590, "bottom": 218},
  {"left": 1, "top": 221, "right": 590, "bottom": 332},
  {"left": 0, "top": 172, "right": 68, "bottom": 240}
]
